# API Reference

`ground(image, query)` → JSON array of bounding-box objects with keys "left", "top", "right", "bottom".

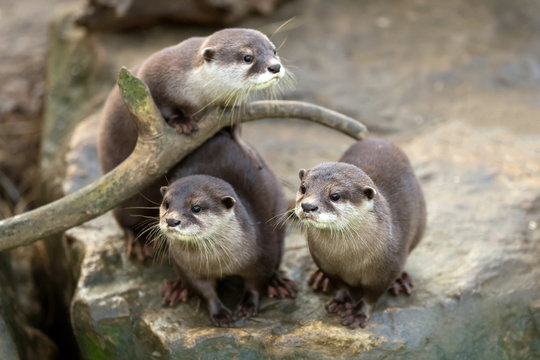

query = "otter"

[
  {"left": 98, "top": 28, "right": 286, "bottom": 260},
  {"left": 295, "top": 138, "right": 426, "bottom": 328},
  {"left": 157, "top": 132, "right": 296, "bottom": 327}
]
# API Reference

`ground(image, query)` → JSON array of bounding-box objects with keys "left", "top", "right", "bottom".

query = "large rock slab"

[
  {"left": 66, "top": 118, "right": 540, "bottom": 359},
  {"left": 40, "top": 1, "right": 540, "bottom": 358},
  {"left": 76, "top": 0, "right": 285, "bottom": 31}
]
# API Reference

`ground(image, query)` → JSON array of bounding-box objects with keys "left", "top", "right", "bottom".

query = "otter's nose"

[
  {"left": 267, "top": 64, "right": 281, "bottom": 74},
  {"left": 166, "top": 218, "right": 181, "bottom": 227},
  {"left": 301, "top": 203, "right": 318, "bottom": 213}
]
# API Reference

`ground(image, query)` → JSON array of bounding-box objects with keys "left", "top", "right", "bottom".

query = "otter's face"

[
  {"left": 200, "top": 28, "right": 285, "bottom": 96},
  {"left": 158, "top": 179, "right": 237, "bottom": 242},
  {"left": 295, "top": 163, "right": 376, "bottom": 230}
]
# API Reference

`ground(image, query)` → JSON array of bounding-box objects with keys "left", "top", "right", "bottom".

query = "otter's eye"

[
  {"left": 330, "top": 193, "right": 340, "bottom": 201},
  {"left": 192, "top": 205, "right": 201, "bottom": 213},
  {"left": 273, "top": 49, "right": 277, "bottom": 55},
  {"left": 163, "top": 200, "right": 169, "bottom": 209},
  {"left": 300, "top": 185, "right": 306, "bottom": 194},
  {"left": 243, "top": 55, "right": 254, "bottom": 63}
]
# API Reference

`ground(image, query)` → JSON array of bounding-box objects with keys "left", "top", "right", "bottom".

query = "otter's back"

[
  {"left": 169, "top": 131, "right": 287, "bottom": 266},
  {"left": 339, "top": 139, "right": 426, "bottom": 253}
]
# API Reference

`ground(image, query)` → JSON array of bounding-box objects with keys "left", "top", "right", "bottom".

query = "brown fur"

[
  {"left": 159, "top": 132, "right": 290, "bottom": 327},
  {"left": 296, "top": 138, "right": 426, "bottom": 328},
  {"left": 98, "top": 28, "right": 284, "bottom": 259}
]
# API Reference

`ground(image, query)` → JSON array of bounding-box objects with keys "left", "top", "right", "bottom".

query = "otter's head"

[
  {"left": 159, "top": 175, "right": 238, "bottom": 243},
  {"left": 198, "top": 28, "right": 287, "bottom": 104},
  {"left": 294, "top": 163, "right": 377, "bottom": 230}
]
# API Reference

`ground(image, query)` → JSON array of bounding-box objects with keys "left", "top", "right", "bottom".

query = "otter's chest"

[
  {"left": 169, "top": 238, "right": 257, "bottom": 279},
  {"left": 307, "top": 231, "right": 386, "bottom": 287}
]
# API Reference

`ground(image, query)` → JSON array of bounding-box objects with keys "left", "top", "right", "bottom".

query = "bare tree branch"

[{"left": 0, "top": 68, "right": 367, "bottom": 252}]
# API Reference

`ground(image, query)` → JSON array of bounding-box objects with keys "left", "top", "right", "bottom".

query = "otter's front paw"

[
  {"left": 325, "top": 296, "right": 351, "bottom": 315},
  {"left": 235, "top": 290, "right": 259, "bottom": 318},
  {"left": 308, "top": 268, "right": 332, "bottom": 293},
  {"left": 339, "top": 301, "right": 370, "bottom": 329},
  {"left": 267, "top": 272, "right": 298, "bottom": 299},
  {"left": 210, "top": 305, "right": 235, "bottom": 328},
  {"left": 166, "top": 114, "right": 198, "bottom": 135}
]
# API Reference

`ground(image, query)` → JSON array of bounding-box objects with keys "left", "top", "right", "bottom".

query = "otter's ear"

[
  {"left": 298, "top": 169, "right": 307, "bottom": 180},
  {"left": 221, "top": 196, "right": 236, "bottom": 209},
  {"left": 202, "top": 47, "right": 215, "bottom": 62},
  {"left": 363, "top": 186, "right": 376, "bottom": 200},
  {"left": 160, "top": 186, "right": 168, "bottom": 197}
]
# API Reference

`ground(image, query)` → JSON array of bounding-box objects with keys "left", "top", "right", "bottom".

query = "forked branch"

[{"left": 0, "top": 68, "right": 367, "bottom": 252}]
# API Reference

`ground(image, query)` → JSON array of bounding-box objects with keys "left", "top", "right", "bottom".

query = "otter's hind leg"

[
  {"left": 235, "top": 289, "right": 260, "bottom": 319},
  {"left": 190, "top": 278, "right": 235, "bottom": 328}
]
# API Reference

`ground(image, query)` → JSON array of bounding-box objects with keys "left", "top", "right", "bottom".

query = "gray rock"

[
  {"left": 66, "top": 118, "right": 540, "bottom": 359},
  {"left": 0, "top": 254, "right": 23, "bottom": 360},
  {"left": 76, "top": 0, "right": 286, "bottom": 32},
  {"left": 0, "top": 252, "right": 59, "bottom": 360}
]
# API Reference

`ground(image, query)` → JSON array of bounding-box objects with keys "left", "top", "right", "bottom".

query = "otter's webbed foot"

[
  {"left": 235, "top": 290, "right": 260, "bottom": 318},
  {"left": 161, "top": 277, "right": 191, "bottom": 307},
  {"left": 388, "top": 271, "right": 414, "bottom": 296},
  {"left": 267, "top": 272, "right": 298, "bottom": 299},
  {"left": 165, "top": 113, "right": 199, "bottom": 135},
  {"left": 125, "top": 228, "right": 154, "bottom": 263},
  {"left": 325, "top": 296, "right": 352, "bottom": 317},
  {"left": 308, "top": 268, "right": 332, "bottom": 293},
  {"left": 339, "top": 300, "right": 370, "bottom": 329},
  {"left": 210, "top": 302, "right": 235, "bottom": 328}
]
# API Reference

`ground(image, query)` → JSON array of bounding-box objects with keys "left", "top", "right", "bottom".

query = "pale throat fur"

[
  {"left": 298, "top": 193, "right": 394, "bottom": 287},
  {"left": 160, "top": 205, "right": 257, "bottom": 278}
]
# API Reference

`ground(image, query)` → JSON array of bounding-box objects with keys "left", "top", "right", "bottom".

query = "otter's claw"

[
  {"left": 308, "top": 268, "right": 332, "bottom": 293},
  {"left": 211, "top": 305, "right": 235, "bottom": 328},
  {"left": 166, "top": 114, "right": 199, "bottom": 135},
  {"left": 235, "top": 290, "right": 259, "bottom": 318},
  {"left": 267, "top": 272, "right": 298, "bottom": 299},
  {"left": 389, "top": 271, "right": 414, "bottom": 296},
  {"left": 325, "top": 296, "right": 351, "bottom": 316}
]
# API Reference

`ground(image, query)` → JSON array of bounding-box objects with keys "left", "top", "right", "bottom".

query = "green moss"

[{"left": 117, "top": 68, "right": 150, "bottom": 110}]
